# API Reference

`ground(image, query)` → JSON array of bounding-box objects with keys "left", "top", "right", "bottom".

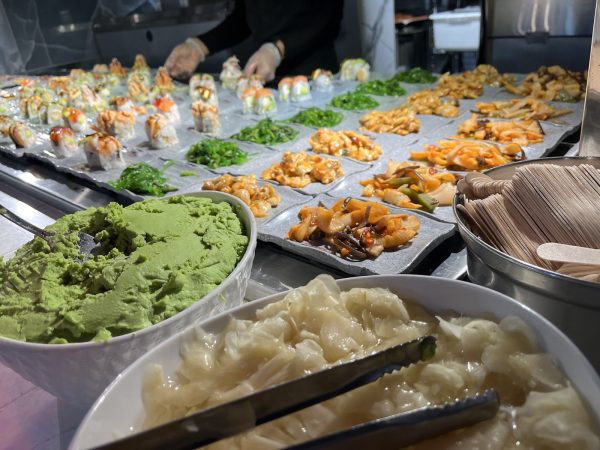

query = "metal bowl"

[{"left": 454, "top": 157, "right": 600, "bottom": 371}]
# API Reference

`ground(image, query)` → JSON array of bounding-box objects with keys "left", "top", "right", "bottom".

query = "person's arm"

[
  {"left": 273, "top": 0, "right": 343, "bottom": 70},
  {"left": 198, "top": 0, "right": 251, "bottom": 55}
]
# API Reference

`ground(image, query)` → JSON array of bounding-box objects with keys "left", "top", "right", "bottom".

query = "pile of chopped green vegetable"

[
  {"left": 392, "top": 67, "right": 437, "bottom": 84},
  {"left": 287, "top": 107, "right": 343, "bottom": 128},
  {"left": 186, "top": 139, "right": 248, "bottom": 168},
  {"left": 231, "top": 118, "right": 299, "bottom": 145},
  {"left": 110, "top": 162, "right": 177, "bottom": 196},
  {"left": 331, "top": 92, "right": 379, "bottom": 110},
  {"left": 356, "top": 79, "right": 407, "bottom": 96}
]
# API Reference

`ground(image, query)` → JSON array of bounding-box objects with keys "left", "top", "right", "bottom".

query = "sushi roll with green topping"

[
  {"left": 9, "top": 122, "right": 36, "bottom": 148},
  {"left": 49, "top": 126, "right": 78, "bottom": 158}
]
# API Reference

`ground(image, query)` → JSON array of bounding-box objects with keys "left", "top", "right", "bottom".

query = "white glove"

[
  {"left": 165, "top": 38, "right": 209, "bottom": 79},
  {"left": 243, "top": 43, "right": 282, "bottom": 82}
]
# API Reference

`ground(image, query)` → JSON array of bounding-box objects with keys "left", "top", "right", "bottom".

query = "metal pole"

[{"left": 579, "top": 0, "right": 600, "bottom": 156}]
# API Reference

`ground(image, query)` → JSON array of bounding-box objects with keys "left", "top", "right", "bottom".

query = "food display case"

[{"left": 0, "top": 0, "right": 599, "bottom": 449}]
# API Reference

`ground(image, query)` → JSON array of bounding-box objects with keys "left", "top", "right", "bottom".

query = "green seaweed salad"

[
  {"left": 392, "top": 67, "right": 437, "bottom": 84},
  {"left": 331, "top": 91, "right": 379, "bottom": 110},
  {"left": 356, "top": 79, "right": 406, "bottom": 96},
  {"left": 187, "top": 139, "right": 248, "bottom": 168},
  {"left": 287, "top": 107, "right": 343, "bottom": 128},
  {"left": 231, "top": 118, "right": 298, "bottom": 145},
  {"left": 110, "top": 162, "right": 177, "bottom": 196}
]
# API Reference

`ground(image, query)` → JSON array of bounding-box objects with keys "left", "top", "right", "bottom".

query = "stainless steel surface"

[
  {"left": 288, "top": 390, "right": 499, "bottom": 450},
  {"left": 0, "top": 201, "right": 53, "bottom": 239},
  {"left": 483, "top": 0, "right": 594, "bottom": 72},
  {"left": 96, "top": 336, "right": 435, "bottom": 450},
  {"left": 580, "top": 0, "right": 600, "bottom": 157},
  {"left": 485, "top": 0, "right": 595, "bottom": 37},
  {"left": 454, "top": 156, "right": 600, "bottom": 372}
]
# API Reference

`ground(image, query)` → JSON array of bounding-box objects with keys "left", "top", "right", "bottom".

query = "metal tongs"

[{"left": 92, "top": 336, "right": 499, "bottom": 450}]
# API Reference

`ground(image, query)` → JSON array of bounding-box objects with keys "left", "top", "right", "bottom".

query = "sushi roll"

[
  {"left": 132, "top": 54, "right": 150, "bottom": 72},
  {"left": 8, "top": 122, "right": 36, "bottom": 148},
  {"left": 153, "top": 95, "right": 180, "bottom": 125},
  {"left": 291, "top": 76, "right": 311, "bottom": 102},
  {"left": 311, "top": 69, "right": 333, "bottom": 91},
  {"left": 241, "top": 88, "right": 257, "bottom": 114},
  {"left": 192, "top": 102, "right": 221, "bottom": 135},
  {"left": 255, "top": 89, "right": 277, "bottom": 114},
  {"left": 189, "top": 73, "right": 216, "bottom": 95},
  {"left": 92, "top": 64, "right": 109, "bottom": 73},
  {"left": 63, "top": 107, "right": 88, "bottom": 133},
  {"left": 110, "top": 58, "right": 127, "bottom": 77},
  {"left": 0, "top": 115, "right": 13, "bottom": 136},
  {"left": 40, "top": 102, "right": 63, "bottom": 126},
  {"left": 82, "top": 132, "right": 125, "bottom": 170},
  {"left": 97, "top": 110, "right": 136, "bottom": 140},
  {"left": 128, "top": 77, "right": 150, "bottom": 103},
  {"left": 340, "top": 58, "right": 370, "bottom": 81},
  {"left": 71, "top": 85, "right": 108, "bottom": 113},
  {"left": 278, "top": 77, "right": 293, "bottom": 102},
  {"left": 145, "top": 113, "right": 179, "bottom": 149},
  {"left": 249, "top": 75, "right": 264, "bottom": 90},
  {"left": 21, "top": 95, "right": 43, "bottom": 120},
  {"left": 110, "top": 96, "right": 134, "bottom": 112},
  {"left": 154, "top": 66, "right": 174, "bottom": 94},
  {"left": 220, "top": 56, "right": 242, "bottom": 90},
  {"left": 191, "top": 86, "right": 218, "bottom": 106},
  {"left": 49, "top": 126, "right": 78, "bottom": 158},
  {"left": 235, "top": 76, "right": 249, "bottom": 98}
]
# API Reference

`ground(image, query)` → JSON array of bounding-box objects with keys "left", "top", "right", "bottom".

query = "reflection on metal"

[{"left": 580, "top": 0, "right": 600, "bottom": 157}]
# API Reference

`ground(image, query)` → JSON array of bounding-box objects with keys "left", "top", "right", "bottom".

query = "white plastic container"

[{"left": 430, "top": 6, "right": 481, "bottom": 51}]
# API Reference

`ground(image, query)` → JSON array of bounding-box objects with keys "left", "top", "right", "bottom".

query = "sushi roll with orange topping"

[
  {"left": 255, "top": 89, "right": 277, "bottom": 114},
  {"left": 82, "top": 132, "right": 125, "bottom": 170},
  {"left": 110, "top": 96, "right": 134, "bottom": 112},
  {"left": 154, "top": 66, "right": 174, "bottom": 94},
  {"left": 9, "top": 122, "right": 36, "bottom": 148},
  {"left": 241, "top": 88, "right": 257, "bottom": 114},
  {"left": 97, "top": 110, "right": 136, "bottom": 140},
  {"left": 236, "top": 76, "right": 249, "bottom": 98},
  {"left": 278, "top": 77, "right": 293, "bottom": 102},
  {"left": 63, "top": 107, "right": 88, "bottom": 133},
  {"left": 109, "top": 58, "right": 127, "bottom": 77},
  {"left": 191, "top": 86, "right": 218, "bottom": 106},
  {"left": 49, "top": 126, "right": 78, "bottom": 158},
  {"left": 311, "top": 69, "right": 333, "bottom": 91},
  {"left": 291, "top": 75, "right": 311, "bottom": 102},
  {"left": 153, "top": 95, "right": 180, "bottom": 125},
  {"left": 192, "top": 101, "right": 221, "bottom": 135},
  {"left": 249, "top": 74, "right": 264, "bottom": 90},
  {"left": 145, "top": 113, "right": 179, "bottom": 149}
]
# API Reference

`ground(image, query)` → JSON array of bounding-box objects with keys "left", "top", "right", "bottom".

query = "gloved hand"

[
  {"left": 243, "top": 42, "right": 282, "bottom": 82},
  {"left": 165, "top": 38, "right": 209, "bottom": 79}
]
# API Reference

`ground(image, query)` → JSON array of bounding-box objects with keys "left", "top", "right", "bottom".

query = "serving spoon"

[{"left": 0, "top": 204, "right": 99, "bottom": 262}]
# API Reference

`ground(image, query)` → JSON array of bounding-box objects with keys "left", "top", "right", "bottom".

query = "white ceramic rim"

[
  {"left": 70, "top": 275, "right": 600, "bottom": 448},
  {"left": 0, "top": 190, "right": 257, "bottom": 351}
]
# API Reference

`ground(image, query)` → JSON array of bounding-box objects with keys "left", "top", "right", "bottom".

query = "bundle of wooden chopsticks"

[{"left": 457, "top": 163, "right": 600, "bottom": 282}]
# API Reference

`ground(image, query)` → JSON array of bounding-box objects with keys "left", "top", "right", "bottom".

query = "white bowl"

[
  {"left": 0, "top": 191, "right": 257, "bottom": 407},
  {"left": 70, "top": 275, "right": 600, "bottom": 449}
]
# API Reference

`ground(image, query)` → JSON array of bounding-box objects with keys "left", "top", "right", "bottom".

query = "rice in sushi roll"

[
  {"left": 63, "top": 107, "right": 88, "bottom": 133},
  {"left": 110, "top": 96, "right": 135, "bottom": 112},
  {"left": 255, "top": 88, "right": 277, "bottom": 114},
  {"left": 40, "top": 102, "right": 63, "bottom": 126},
  {"left": 192, "top": 101, "right": 221, "bottom": 135},
  {"left": 97, "top": 110, "right": 136, "bottom": 140},
  {"left": 8, "top": 122, "right": 36, "bottom": 148},
  {"left": 241, "top": 88, "right": 257, "bottom": 114},
  {"left": 191, "top": 86, "right": 218, "bottom": 107},
  {"left": 291, "top": 75, "right": 311, "bottom": 102},
  {"left": 145, "top": 113, "right": 179, "bottom": 149},
  {"left": 49, "top": 126, "right": 78, "bottom": 158},
  {"left": 153, "top": 96, "right": 181, "bottom": 125},
  {"left": 189, "top": 74, "right": 216, "bottom": 95},
  {"left": 278, "top": 77, "right": 293, "bottom": 102},
  {"left": 82, "top": 132, "right": 125, "bottom": 170},
  {"left": 311, "top": 69, "right": 333, "bottom": 91},
  {"left": 340, "top": 58, "right": 370, "bottom": 81},
  {"left": 220, "top": 56, "right": 242, "bottom": 90}
]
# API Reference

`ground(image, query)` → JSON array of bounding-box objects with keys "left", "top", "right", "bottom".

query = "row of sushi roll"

[{"left": 278, "top": 76, "right": 312, "bottom": 102}]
